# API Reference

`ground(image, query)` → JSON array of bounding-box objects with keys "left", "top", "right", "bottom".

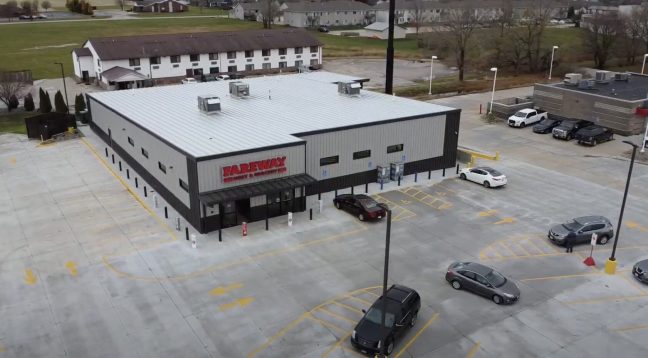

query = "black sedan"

[
  {"left": 333, "top": 194, "right": 386, "bottom": 221},
  {"left": 575, "top": 125, "right": 613, "bottom": 146},
  {"left": 351, "top": 285, "right": 420, "bottom": 356},
  {"left": 445, "top": 262, "right": 520, "bottom": 304},
  {"left": 533, "top": 118, "right": 562, "bottom": 134},
  {"left": 633, "top": 259, "right": 648, "bottom": 284}
]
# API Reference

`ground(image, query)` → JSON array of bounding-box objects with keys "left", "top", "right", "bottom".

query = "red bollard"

[{"left": 242, "top": 222, "right": 248, "bottom": 236}]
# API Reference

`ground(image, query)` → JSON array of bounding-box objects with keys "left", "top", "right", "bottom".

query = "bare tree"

[
  {"left": 1, "top": 0, "right": 20, "bottom": 21},
  {"left": 516, "top": 0, "right": 553, "bottom": 72},
  {"left": 411, "top": 0, "right": 427, "bottom": 38},
  {"left": 261, "top": 0, "right": 280, "bottom": 29},
  {"left": 442, "top": 4, "right": 482, "bottom": 81},
  {"left": 585, "top": 13, "right": 619, "bottom": 69},
  {"left": 0, "top": 71, "right": 27, "bottom": 113},
  {"left": 31, "top": 0, "right": 39, "bottom": 13},
  {"left": 41, "top": 0, "right": 51, "bottom": 12},
  {"left": 20, "top": 0, "right": 32, "bottom": 17},
  {"left": 363, "top": 11, "right": 375, "bottom": 25},
  {"left": 634, "top": 4, "right": 648, "bottom": 53},
  {"left": 114, "top": 0, "right": 124, "bottom": 11},
  {"left": 306, "top": 15, "right": 320, "bottom": 28},
  {"left": 618, "top": 9, "right": 642, "bottom": 65}
]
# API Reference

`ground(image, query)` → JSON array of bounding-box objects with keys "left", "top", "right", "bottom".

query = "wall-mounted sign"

[{"left": 222, "top": 156, "right": 287, "bottom": 183}]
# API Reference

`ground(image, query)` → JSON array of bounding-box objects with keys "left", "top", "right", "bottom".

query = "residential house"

[
  {"left": 283, "top": 0, "right": 375, "bottom": 28},
  {"left": 364, "top": 21, "right": 407, "bottom": 39},
  {"left": 132, "top": 0, "right": 189, "bottom": 13},
  {"left": 71, "top": 29, "right": 323, "bottom": 90},
  {"left": 229, "top": 1, "right": 287, "bottom": 24}
]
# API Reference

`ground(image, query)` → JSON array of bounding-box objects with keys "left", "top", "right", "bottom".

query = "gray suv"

[{"left": 548, "top": 216, "right": 614, "bottom": 247}]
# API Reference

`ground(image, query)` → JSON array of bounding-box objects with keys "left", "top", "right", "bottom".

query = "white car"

[
  {"left": 216, "top": 74, "right": 230, "bottom": 81},
  {"left": 459, "top": 167, "right": 507, "bottom": 188},
  {"left": 181, "top": 78, "right": 198, "bottom": 84}
]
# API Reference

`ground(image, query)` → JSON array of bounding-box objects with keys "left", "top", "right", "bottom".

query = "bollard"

[
  {"left": 415, "top": 173, "right": 418, "bottom": 182},
  {"left": 153, "top": 194, "right": 158, "bottom": 208},
  {"left": 144, "top": 186, "right": 147, "bottom": 197},
  {"left": 126, "top": 169, "right": 130, "bottom": 179},
  {"left": 105, "top": 148, "right": 108, "bottom": 157},
  {"left": 318, "top": 193, "right": 321, "bottom": 200},
  {"left": 310, "top": 208, "right": 313, "bottom": 220},
  {"left": 176, "top": 217, "right": 181, "bottom": 231},
  {"left": 380, "top": 181, "right": 383, "bottom": 191},
  {"left": 164, "top": 206, "right": 168, "bottom": 219},
  {"left": 365, "top": 183, "right": 368, "bottom": 193},
  {"left": 398, "top": 177, "right": 401, "bottom": 186},
  {"left": 334, "top": 189, "right": 338, "bottom": 197},
  {"left": 443, "top": 167, "right": 446, "bottom": 177},
  {"left": 480, "top": 103, "right": 483, "bottom": 114},
  {"left": 111, "top": 154, "right": 115, "bottom": 164},
  {"left": 428, "top": 170, "right": 431, "bottom": 179},
  {"left": 456, "top": 164, "right": 459, "bottom": 174},
  {"left": 135, "top": 177, "right": 139, "bottom": 188},
  {"left": 265, "top": 217, "right": 269, "bottom": 231},
  {"left": 242, "top": 222, "right": 248, "bottom": 236},
  {"left": 319, "top": 199, "right": 323, "bottom": 213},
  {"left": 351, "top": 186, "right": 354, "bottom": 195},
  {"left": 288, "top": 212, "right": 293, "bottom": 227},
  {"left": 119, "top": 161, "right": 122, "bottom": 171},
  {"left": 191, "top": 234, "right": 197, "bottom": 249},
  {"left": 185, "top": 227, "right": 189, "bottom": 241},
  {"left": 219, "top": 228, "right": 222, "bottom": 242}
]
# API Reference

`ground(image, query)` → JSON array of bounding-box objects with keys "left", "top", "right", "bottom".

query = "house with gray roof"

[
  {"left": 283, "top": 0, "right": 375, "bottom": 28},
  {"left": 71, "top": 29, "right": 323, "bottom": 90}
]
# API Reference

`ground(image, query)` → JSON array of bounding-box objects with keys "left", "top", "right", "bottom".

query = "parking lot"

[{"left": 2, "top": 86, "right": 648, "bottom": 357}]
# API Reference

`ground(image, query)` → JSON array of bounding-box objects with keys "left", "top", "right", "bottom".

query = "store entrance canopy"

[{"left": 199, "top": 173, "right": 316, "bottom": 207}]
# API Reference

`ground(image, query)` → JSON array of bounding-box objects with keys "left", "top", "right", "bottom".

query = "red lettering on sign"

[{"left": 222, "top": 156, "right": 288, "bottom": 183}]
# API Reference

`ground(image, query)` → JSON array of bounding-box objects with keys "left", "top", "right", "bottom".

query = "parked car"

[
  {"left": 318, "top": 25, "right": 330, "bottom": 33},
  {"left": 548, "top": 216, "right": 614, "bottom": 247},
  {"left": 333, "top": 194, "right": 386, "bottom": 221},
  {"left": 216, "top": 74, "right": 230, "bottom": 81},
  {"left": 181, "top": 78, "right": 198, "bottom": 84},
  {"left": 533, "top": 118, "right": 563, "bottom": 134},
  {"left": 632, "top": 259, "right": 648, "bottom": 284},
  {"left": 350, "top": 284, "right": 420, "bottom": 356},
  {"left": 552, "top": 119, "right": 593, "bottom": 140},
  {"left": 508, "top": 108, "right": 547, "bottom": 128},
  {"left": 201, "top": 74, "right": 218, "bottom": 82},
  {"left": 459, "top": 166, "right": 507, "bottom": 188},
  {"left": 229, "top": 73, "right": 245, "bottom": 80},
  {"left": 36, "top": 14, "right": 47, "bottom": 19},
  {"left": 575, "top": 125, "right": 613, "bottom": 146},
  {"left": 445, "top": 262, "right": 520, "bottom": 304}
]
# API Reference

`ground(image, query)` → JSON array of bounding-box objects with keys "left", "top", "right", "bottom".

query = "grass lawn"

[
  {"left": 315, "top": 32, "right": 422, "bottom": 58},
  {"left": 0, "top": 18, "right": 262, "bottom": 79},
  {"left": 132, "top": 7, "right": 228, "bottom": 17},
  {"left": 0, "top": 112, "right": 30, "bottom": 135}
]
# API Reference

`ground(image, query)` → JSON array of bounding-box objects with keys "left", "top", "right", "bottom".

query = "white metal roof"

[{"left": 88, "top": 71, "right": 456, "bottom": 158}]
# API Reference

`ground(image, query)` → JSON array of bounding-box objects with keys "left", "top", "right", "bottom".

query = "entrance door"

[
  {"left": 82, "top": 71, "right": 89, "bottom": 83},
  {"left": 221, "top": 201, "right": 237, "bottom": 228},
  {"left": 185, "top": 69, "right": 193, "bottom": 78},
  {"left": 236, "top": 198, "right": 251, "bottom": 223}
]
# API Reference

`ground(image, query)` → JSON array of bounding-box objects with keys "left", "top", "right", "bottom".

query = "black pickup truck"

[
  {"left": 575, "top": 125, "right": 614, "bottom": 146},
  {"left": 552, "top": 119, "right": 593, "bottom": 140}
]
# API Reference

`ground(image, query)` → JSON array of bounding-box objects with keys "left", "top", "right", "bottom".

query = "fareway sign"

[{"left": 222, "top": 156, "right": 287, "bottom": 183}]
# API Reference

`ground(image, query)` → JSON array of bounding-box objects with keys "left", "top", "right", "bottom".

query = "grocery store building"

[{"left": 86, "top": 72, "right": 460, "bottom": 233}]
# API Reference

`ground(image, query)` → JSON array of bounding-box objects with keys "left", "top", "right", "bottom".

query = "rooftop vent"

[
  {"left": 338, "top": 81, "right": 361, "bottom": 96},
  {"left": 229, "top": 81, "right": 250, "bottom": 98},
  {"left": 614, "top": 72, "right": 630, "bottom": 81},
  {"left": 198, "top": 95, "right": 221, "bottom": 114},
  {"left": 595, "top": 70, "right": 612, "bottom": 84},
  {"left": 578, "top": 79, "right": 596, "bottom": 90},
  {"left": 564, "top": 73, "right": 582, "bottom": 86}
]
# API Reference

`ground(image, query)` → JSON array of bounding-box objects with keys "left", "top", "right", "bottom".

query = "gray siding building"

[
  {"left": 86, "top": 71, "right": 460, "bottom": 233},
  {"left": 534, "top": 73, "right": 648, "bottom": 135}
]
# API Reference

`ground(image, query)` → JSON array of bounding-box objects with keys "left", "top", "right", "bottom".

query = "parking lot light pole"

[
  {"left": 53, "top": 62, "right": 70, "bottom": 114},
  {"left": 379, "top": 207, "right": 392, "bottom": 358},
  {"left": 605, "top": 140, "right": 639, "bottom": 275},
  {"left": 548, "top": 45, "right": 558, "bottom": 80},
  {"left": 642, "top": 54, "right": 648, "bottom": 74},
  {"left": 428, "top": 55, "right": 437, "bottom": 95},
  {"left": 489, "top": 67, "right": 497, "bottom": 114}
]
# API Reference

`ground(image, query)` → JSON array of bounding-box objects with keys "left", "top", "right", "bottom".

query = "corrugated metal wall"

[
  {"left": 534, "top": 84, "right": 644, "bottom": 135},
  {"left": 196, "top": 144, "right": 306, "bottom": 193},
  {"left": 299, "top": 115, "right": 446, "bottom": 181},
  {"left": 89, "top": 98, "right": 192, "bottom": 206}
]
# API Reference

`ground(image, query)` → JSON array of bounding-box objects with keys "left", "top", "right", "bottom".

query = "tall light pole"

[
  {"left": 489, "top": 67, "right": 497, "bottom": 114},
  {"left": 53, "top": 62, "right": 70, "bottom": 114},
  {"left": 642, "top": 54, "right": 648, "bottom": 75},
  {"left": 379, "top": 207, "right": 392, "bottom": 358},
  {"left": 605, "top": 140, "right": 639, "bottom": 275},
  {"left": 548, "top": 45, "right": 559, "bottom": 80},
  {"left": 428, "top": 55, "right": 437, "bottom": 95}
]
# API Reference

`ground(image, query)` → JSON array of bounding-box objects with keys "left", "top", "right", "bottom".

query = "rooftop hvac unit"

[
  {"left": 229, "top": 82, "right": 250, "bottom": 98},
  {"left": 197, "top": 95, "right": 221, "bottom": 114},
  {"left": 563, "top": 73, "right": 583, "bottom": 86},
  {"left": 595, "top": 70, "right": 612, "bottom": 83},
  {"left": 614, "top": 72, "right": 630, "bottom": 81},
  {"left": 338, "top": 81, "right": 362, "bottom": 96},
  {"left": 577, "top": 79, "right": 595, "bottom": 90}
]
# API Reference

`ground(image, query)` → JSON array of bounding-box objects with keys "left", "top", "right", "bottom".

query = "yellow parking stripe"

[
  {"left": 321, "top": 332, "right": 352, "bottom": 358},
  {"left": 330, "top": 301, "right": 364, "bottom": 315},
  {"left": 394, "top": 313, "right": 440, "bottom": 358},
  {"left": 614, "top": 323, "right": 648, "bottom": 332},
  {"left": 305, "top": 313, "right": 348, "bottom": 334},
  {"left": 466, "top": 341, "right": 481, "bottom": 358},
  {"left": 345, "top": 294, "right": 372, "bottom": 306},
  {"left": 317, "top": 307, "right": 357, "bottom": 324}
]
